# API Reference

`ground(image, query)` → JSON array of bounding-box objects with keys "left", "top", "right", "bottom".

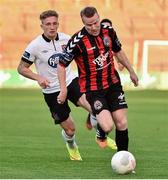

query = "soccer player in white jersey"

[{"left": 17, "top": 10, "right": 116, "bottom": 160}]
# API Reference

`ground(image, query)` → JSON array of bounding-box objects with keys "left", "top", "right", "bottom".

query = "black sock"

[
  {"left": 96, "top": 124, "right": 108, "bottom": 140},
  {"left": 115, "top": 129, "right": 129, "bottom": 151}
]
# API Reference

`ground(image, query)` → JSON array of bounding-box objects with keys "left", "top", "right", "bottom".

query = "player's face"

[
  {"left": 41, "top": 16, "right": 59, "bottom": 40},
  {"left": 82, "top": 13, "right": 101, "bottom": 36}
]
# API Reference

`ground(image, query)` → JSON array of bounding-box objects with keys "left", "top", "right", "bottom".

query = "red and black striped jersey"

[{"left": 59, "top": 25, "right": 122, "bottom": 93}]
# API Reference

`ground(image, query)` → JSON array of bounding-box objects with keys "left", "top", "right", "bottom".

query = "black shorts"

[
  {"left": 43, "top": 77, "right": 82, "bottom": 124},
  {"left": 85, "top": 82, "right": 128, "bottom": 115}
]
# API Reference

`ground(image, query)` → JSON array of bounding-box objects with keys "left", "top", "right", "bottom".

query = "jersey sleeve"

[
  {"left": 110, "top": 28, "right": 122, "bottom": 53},
  {"left": 21, "top": 41, "right": 36, "bottom": 64},
  {"left": 59, "top": 31, "right": 83, "bottom": 67},
  {"left": 59, "top": 51, "right": 74, "bottom": 67}
]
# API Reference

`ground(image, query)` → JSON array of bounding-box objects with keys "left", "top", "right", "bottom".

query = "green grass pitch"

[{"left": 0, "top": 88, "right": 168, "bottom": 179}]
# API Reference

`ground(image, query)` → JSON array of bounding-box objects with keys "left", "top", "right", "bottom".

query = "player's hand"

[
  {"left": 57, "top": 89, "right": 67, "bottom": 104},
  {"left": 37, "top": 76, "right": 50, "bottom": 89},
  {"left": 130, "top": 72, "right": 139, "bottom": 87}
]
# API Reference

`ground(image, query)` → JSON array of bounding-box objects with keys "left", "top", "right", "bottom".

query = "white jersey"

[{"left": 21, "top": 32, "right": 77, "bottom": 94}]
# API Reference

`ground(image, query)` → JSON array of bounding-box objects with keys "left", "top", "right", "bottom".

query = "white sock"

[
  {"left": 90, "top": 114, "right": 97, "bottom": 129},
  {"left": 61, "top": 129, "right": 76, "bottom": 148}
]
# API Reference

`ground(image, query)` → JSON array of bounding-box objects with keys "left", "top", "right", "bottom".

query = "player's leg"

[
  {"left": 60, "top": 116, "right": 82, "bottom": 161},
  {"left": 86, "top": 113, "right": 97, "bottom": 129},
  {"left": 67, "top": 78, "right": 116, "bottom": 149},
  {"left": 85, "top": 90, "right": 118, "bottom": 149},
  {"left": 86, "top": 113, "right": 93, "bottom": 130},
  {"left": 67, "top": 78, "right": 105, "bottom": 137},
  {"left": 60, "top": 115, "right": 76, "bottom": 148},
  {"left": 85, "top": 89, "right": 114, "bottom": 132},
  {"left": 93, "top": 108, "right": 117, "bottom": 149},
  {"left": 76, "top": 93, "right": 114, "bottom": 133},
  {"left": 107, "top": 83, "right": 129, "bottom": 151},
  {"left": 43, "top": 92, "right": 82, "bottom": 160},
  {"left": 86, "top": 113, "right": 117, "bottom": 149},
  {"left": 112, "top": 108, "right": 128, "bottom": 151},
  {"left": 96, "top": 109, "right": 114, "bottom": 132},
  {"left": 67, "top": 80, "right": 110, "bottom": 143}
]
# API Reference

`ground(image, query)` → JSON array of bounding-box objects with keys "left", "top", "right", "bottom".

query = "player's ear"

[{"left": 40, "top": 24, "right": 43, "bottom": 30}]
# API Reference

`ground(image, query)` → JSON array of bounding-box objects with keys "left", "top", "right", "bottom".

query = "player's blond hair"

[{"left": 40, "top": 10, "right": 59, "bottom": 22}]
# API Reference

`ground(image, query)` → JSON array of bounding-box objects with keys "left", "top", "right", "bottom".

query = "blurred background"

[{"left": 0, "top": 0, "right": 168, "bottom": 89}]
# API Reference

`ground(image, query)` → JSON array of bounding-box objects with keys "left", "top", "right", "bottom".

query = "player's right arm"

[
  {"left": 57, "top": 50, "right": 75, "bottom": 104},
  {"left": 57, "top": 32, "right": 81, "bottom": 103},
  {"left": 57, "top": 63, "right": 67, "bottom": 104},
  {"left": 17, "top": 60, "right": 50, "bottom": 89}
]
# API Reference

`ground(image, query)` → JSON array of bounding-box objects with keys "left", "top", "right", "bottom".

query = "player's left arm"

[
  {"left": 57, "top": 63, "right": 67, "bottom": 104},
  {"left": 111, "top": 29, "right": 138, "bottom": 87},
  {"left": 57, "top": 51, "right": 74, "bottom": 103},
  {"left": 57, "top": 34, "right": 81, "bottom": 103},
  {"left": 115, "top": 50, "right": 139, "bottom": 87}
]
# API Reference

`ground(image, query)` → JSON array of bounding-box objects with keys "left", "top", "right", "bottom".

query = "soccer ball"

[{"left": 111, "top": 151, "right": 136, "bottom": 175}]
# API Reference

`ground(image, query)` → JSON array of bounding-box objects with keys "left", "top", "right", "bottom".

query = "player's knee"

[
  {"left": 116, "top": 118, "right": 128, "bottom": 130},
  {"left": 77, "top": 94, "right": 91, "bottom": 111},
  {"left": 106, "top": 125, "right": 113, "bottom": 133},
  {"left": 77, "top": 95, "right": 84, "bottom": 106},
  {"left": 64, "top": 127, "right": 75, "bottom": 137},
  {"left": 51, "top": 112, "right": 69, "bottom": 124},
  {"left": 102, "top": 122, "right": 114, "bottom": 133}
]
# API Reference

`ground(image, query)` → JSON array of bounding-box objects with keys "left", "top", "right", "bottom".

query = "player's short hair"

[
  {"left": 101, "top": 18, "right": 112, "bottom": 26},
  {"left": 80, "top": 6, "right": 98, "bottom": 18},
  {"left": 39, "top": 10, "right": 59, "bottom": 22}
]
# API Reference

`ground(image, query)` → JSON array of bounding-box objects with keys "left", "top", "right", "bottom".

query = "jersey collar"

[{"left": 42, "top": 33, "right": 59, "bottom": 42}]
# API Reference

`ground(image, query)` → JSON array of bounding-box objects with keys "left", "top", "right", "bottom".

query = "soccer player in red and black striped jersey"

[{"left": 57, "top": 6, "right": 138, "bottom": 151}]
